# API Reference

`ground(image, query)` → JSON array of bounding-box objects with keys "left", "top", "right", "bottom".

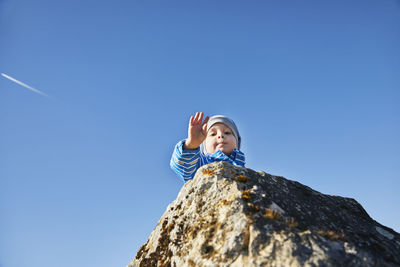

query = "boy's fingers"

[
  {"left": 202, "top": 122, "right": 208, "bottom": 132},
  {"left": 189, "top": 116, "right": 194, "bottom": 125},
  {"left": 194, "top": 112, "right": 199, "bottom": 122},
  {"left": 203, "top": 116, "right": 209, "bottom": 124},
  {"left": 199, "top": 112, "right": 204, "bottom": 123},
  {"left": 202, "top": 116, "right": 209, "bottom": 133}
]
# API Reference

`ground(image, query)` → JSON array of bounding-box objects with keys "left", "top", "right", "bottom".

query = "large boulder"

[{"left": 128, "top": 161, "right": 400, "bottom": 266}]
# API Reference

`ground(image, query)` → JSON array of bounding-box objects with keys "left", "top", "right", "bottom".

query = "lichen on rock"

[{"left": 128, "top": 161, "right": 400, "bottom": 267}]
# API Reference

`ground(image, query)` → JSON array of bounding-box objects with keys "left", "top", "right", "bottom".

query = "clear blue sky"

[{"left": 1, "top": 1, "right": 399, "bottom": 266}]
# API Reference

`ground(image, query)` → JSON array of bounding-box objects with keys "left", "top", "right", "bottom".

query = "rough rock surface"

[{"left": 128, "top": 162, "right": 400, "bottom": 267}]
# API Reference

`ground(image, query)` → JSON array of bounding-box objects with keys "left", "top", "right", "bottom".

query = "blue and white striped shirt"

[{"left": 170, "top": 139, "right": 246, "bottom": 182}]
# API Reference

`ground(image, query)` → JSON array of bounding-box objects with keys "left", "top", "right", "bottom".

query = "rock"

[{"left": 128, "top": 162, "right": 400, "bottom": 267}]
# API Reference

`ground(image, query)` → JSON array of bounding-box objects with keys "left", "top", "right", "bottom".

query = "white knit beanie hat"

[{"left": 201, "top": 115, "right": 241, "bottom": 154}]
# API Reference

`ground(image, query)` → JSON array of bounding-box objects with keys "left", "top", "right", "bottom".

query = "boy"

[{"left": 170, "top": 112, "right": 245, "bottom": 182}]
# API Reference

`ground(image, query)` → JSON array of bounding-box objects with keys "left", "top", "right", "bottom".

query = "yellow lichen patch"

[
  {"left": 264, "top": 208, "right": 282, "bottom": 220},
  {"left": 315, "top": 229, "right": 346, "bottom": 241},
  {"left": 247, "top": 202, "right": 260, "bottom": 212},
  {"left": 286, "top": 217, "right": 299, "bottom": 228},
  {"left": 202, "top": 169, "right": 214, "bottom": 175},
  {"left": 237, "top": 175, "right": 247, "bottom": 183},
  {"left": 148, "top": 242, "right": 154, "bottom": 252},
  {"left": 217, "top": 199, "right": 231, "bottom": 207},
  {"left": 227, "top": 194, "right": 237, "bottom": 201},
  {"left": 241, "top": 190, "right": 251, "bottom": 201},
  {"left": 218, "top": 193, "right": 238, "bottom": 207}
]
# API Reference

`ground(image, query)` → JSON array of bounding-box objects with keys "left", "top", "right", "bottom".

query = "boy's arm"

[
  {"left": 170, "top": 112, "right": 209, "bottom": 182},
  {"left": 170, "top": 139, "right": 202, "bottom": 182}
]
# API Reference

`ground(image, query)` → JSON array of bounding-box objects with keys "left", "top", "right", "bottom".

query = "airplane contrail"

[{"left": 1, "top": 73, "right": 49, "bottom": 97}]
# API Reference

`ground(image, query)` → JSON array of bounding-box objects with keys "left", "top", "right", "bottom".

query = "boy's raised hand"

[{"left": 184, "top": 112, "right": 209, "bottom": 150}]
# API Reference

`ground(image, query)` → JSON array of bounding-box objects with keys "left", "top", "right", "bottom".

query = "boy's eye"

[
  {"left": 209, "top": 132, "right": 216, "bottom": 136},
  {"left": 225, "top": 131, "right": 231, "bottom": 135}
]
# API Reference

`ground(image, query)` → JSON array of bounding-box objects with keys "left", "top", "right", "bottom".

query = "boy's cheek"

[{"left": 205, "top": 137, "right": 214, "bottom": 144}]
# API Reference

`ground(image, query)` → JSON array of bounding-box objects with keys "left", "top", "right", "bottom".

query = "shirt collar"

[{"left": 207, "top": 149, "right": 245, "bottom": 165}]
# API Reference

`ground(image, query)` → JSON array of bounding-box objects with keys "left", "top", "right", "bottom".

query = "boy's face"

[{"left": 205, "top": 123, "right": 237, "bottom": 156}]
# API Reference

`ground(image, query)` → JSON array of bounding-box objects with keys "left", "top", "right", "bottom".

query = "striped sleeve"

[{"left": 170, "top": 139, "right": 202, "bottom": 182}]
